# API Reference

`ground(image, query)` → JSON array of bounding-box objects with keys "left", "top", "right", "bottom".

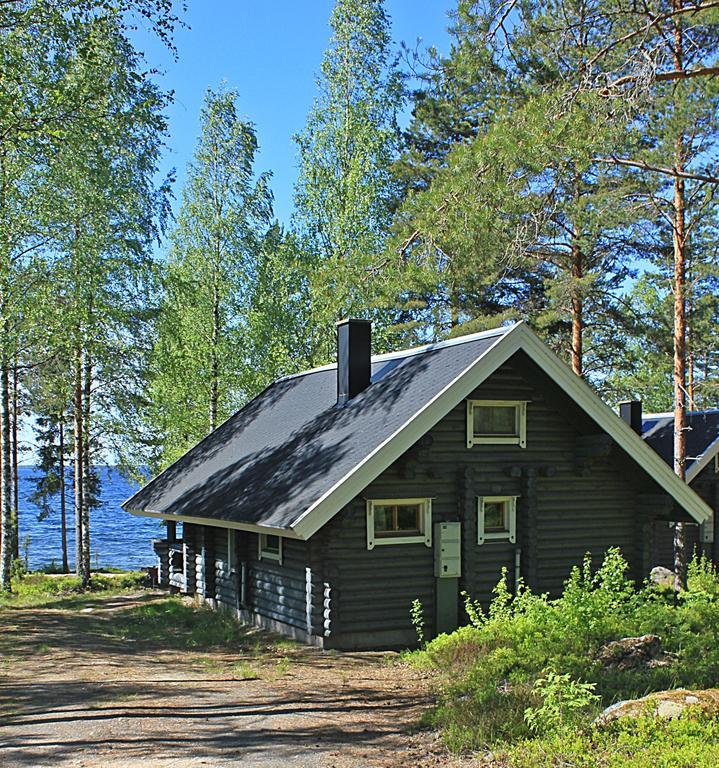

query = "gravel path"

[{"left": 0, "top": 592, "right": 452, "bottom": 768}]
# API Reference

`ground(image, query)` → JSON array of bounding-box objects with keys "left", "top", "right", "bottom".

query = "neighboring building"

[
  {"left": 636, "top": 407, "right": 719, "bottom": 567},
  {"left": 124, "top": 320, "right": 712, "bottom": 650}
]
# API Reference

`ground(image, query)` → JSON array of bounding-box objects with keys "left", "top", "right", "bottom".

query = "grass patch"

[
  {"left": 109, "top": 599, "right": 245, "bottom": 648},
  {"left": 0, "top": 571, "right": 148, "bottom": 608},
  {"left": 411, "top": 550, "right": 719, "bottom": 754}
]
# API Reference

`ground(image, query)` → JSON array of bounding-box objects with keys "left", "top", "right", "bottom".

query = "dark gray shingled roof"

[
  {"left": 642, "top": 409, "right": 719, "bottom": 480},
  {"left": 123, "top": 326, "right": 511, "bottom": 532}
]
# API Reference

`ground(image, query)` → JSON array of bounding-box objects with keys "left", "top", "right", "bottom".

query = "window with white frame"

[
  {"left": 477, "top": 496, "right": 517, "bottom": 544},
  {"left": 227, "top": 529, "right": 236, "bottom": 572},
  {"left": 466, "top": 400, "right": 527, "bottom": 448},
  {"left": 366, "top": 498, "right": 432, "bottom": 550},
  {"left": 258, "top": 533, "right": 283, "bottom": 563}
]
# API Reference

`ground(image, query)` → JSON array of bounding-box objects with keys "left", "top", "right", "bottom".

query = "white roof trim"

[
  {"left": 127, "top": 507, "right": 300, "bottom": 538},
  {"left": 290, "top": 322, "right": 711, "bottom": 538},
  {"left": 687, "top": 436, "right": 719, "bottom": 483}
]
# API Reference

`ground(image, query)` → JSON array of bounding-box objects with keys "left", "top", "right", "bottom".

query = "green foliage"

[
  {"left": 147, "top": 86, "right": 273, "bottom": 470},
  {"left": 410, "top": 598, "right": 426, "bottom": 646},
  {"left": 412, "top": 549, "right": 719, "bottom": 751},
  {"left": 293, "top": 0, "right": 404, "bottom": 361},
  {"left": 524, "top": 670, "right": 600, "bottom": 735},
  {"left": 509, "top": 710, "right": 719, "bottom": 768}
]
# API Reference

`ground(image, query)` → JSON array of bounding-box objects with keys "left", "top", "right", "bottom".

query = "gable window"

[
  {"left": 227, "top": 529, "right": 236, "bottom": 573},
  {"left": 366, "top": 498, "right": 432, "bottom": 550},
  {"left": 258, "top": 533, "right": 283, "bottom": 564},
  {"left": 467, "top": 400, "right": 527, "bottom": 448},
  {"left": 477, "top": 496, "right": 517, "bottom": 544}
]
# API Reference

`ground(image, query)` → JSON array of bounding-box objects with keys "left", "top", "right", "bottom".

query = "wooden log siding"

[
  {"left": 245, "top": 534, "right": 317, "bottom": 634},
  {"left": 317, "top": 355, "right": 669, "bottom": 648}
]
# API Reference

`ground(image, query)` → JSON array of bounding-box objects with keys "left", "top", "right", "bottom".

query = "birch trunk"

[
  {"left": 0, "top": 334, "right": 12, "bottom": 591},
  {"left": 59, "top": 420, "right": 69, "bottom": 573},
  {"left": 73, "top": 345, "right": 84, "bottom": 579},
  {"left": 209, "top": 279, "right": 220, "bottom": 432},
  {"left": 81, "top": 350, "right": 91, "bottom": 585},
  {"left": 11, "top": 360, "right": 18, "bottom": 560}
]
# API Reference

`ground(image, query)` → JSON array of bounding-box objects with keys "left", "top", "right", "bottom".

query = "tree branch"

[{"left": 594, "top": 155, "right": 719, "bottom": 185}]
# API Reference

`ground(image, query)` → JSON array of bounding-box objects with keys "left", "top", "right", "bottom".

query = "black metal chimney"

[
  {"left": 619, "top": 400, "right": 643, "bottom": 435},
  {"left": 336, "top": 318, "right": 371, "bottom": 406}
]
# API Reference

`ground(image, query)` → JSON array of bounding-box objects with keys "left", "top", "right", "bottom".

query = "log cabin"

[{"left": 123, "top": 320, "right": 712, "bottom": 649}]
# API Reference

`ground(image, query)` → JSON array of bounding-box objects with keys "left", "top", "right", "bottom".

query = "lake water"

[{"left": 17, "top": 465, "right": 164, "bottom": 571}]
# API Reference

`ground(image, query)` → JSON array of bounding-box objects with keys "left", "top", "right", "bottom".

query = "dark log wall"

[
  {"left": 181, "top": 523, "right": 320, "bottom": 639},
  {"left": 651, "top": 462, "right": 719, "bottom": 568},
  {"left": 318, "top": 351, "right": 671, "bottom": 649}
]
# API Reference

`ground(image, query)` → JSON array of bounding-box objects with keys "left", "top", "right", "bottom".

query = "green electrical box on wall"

[{"left": 434, "top": 522, "right": 461, "bottom": 578}]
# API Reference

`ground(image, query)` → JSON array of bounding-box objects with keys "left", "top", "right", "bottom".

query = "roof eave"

[{"left": 126, "top": 507, "right": 303, "bottom": 539}]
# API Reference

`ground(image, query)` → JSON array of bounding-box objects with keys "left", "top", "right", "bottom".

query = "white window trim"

[
  {"left": 258, "top": 532, "right": 283, "bottom": 564},
  {"left": 477, "top": 496, "right": 517, "bottom": 545},
  {"left": 366, "top": 498, "right": 433, "bottom": 550},
  {"left": 227, "top": 529, "right": 236, "bottom": 573},
  {"left": 466, "top": 399, "right": 527, "bottom": 448}
]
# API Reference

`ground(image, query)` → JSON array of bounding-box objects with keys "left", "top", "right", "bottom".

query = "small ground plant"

[{"left": 411, "top": 548, "right": 719, "bottom": 752}]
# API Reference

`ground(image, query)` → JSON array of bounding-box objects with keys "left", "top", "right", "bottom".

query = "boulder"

[
  {"left": 595, "top": 634, "right": 675, "bottom": 671},
  {"left": 596, "top": 689, "right": 719, "bottom": 725},
  {"left": 650, "top": 566, "right": 680, "bottom": 590}
]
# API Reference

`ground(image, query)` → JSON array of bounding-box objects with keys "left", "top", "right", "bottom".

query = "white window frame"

[
  {"left": 227, "top": 529, "right": 236, "bottom": 573},
  {"left": 258, "top": 532, "right": 283, "bottom": 564},
  {"left": 466, "top": 399, "right": 527, "bottom": 448},
  {"left": 366, "top": 498, "right": 433, "bottom": 550},
  {"left": 477, "top": 496, "right": 517, "bottom": 545}
]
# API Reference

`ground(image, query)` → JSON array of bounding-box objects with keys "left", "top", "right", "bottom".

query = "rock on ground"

[{"left": 596, "top": 688, "right": 719, "bottom": 725}]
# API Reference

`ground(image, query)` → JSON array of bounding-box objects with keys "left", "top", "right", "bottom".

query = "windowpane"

[
  {"left": 374, "top": 505, "right": 394, "bottom": 533},
  {"left": 262, "top": 534, "right": 280, "bottom": 555},
  {"left": 374, "top": 502, "right": 422, "bottom": 537},
  {"left": 474, "top": 405, "right": 517, "bottom": 436},
  {"left": 396, "top": 504, "right": 421, "bottom": 532},
  {"left": 484, "top": 501, "right": 508, "bottom": 532}
]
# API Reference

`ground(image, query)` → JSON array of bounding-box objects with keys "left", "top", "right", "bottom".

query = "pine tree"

[{"left": 392, "top": 1, "right": 642, "bottom": 370}]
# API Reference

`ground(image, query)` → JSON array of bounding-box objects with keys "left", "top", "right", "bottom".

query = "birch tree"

[
  {"left": 293, "top": 0, "right": 404, "bottom": 360},
  {"left": 148, "top": 87, "right": 272, "bottom": 470}
]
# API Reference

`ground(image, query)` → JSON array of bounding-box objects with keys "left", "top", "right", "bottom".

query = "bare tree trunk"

[
  {"left": 209, "top": 280, "right": 220, "bottom": 432},
  {"left": 81, "top": 350, "right": 91, "bottom": 585},
  {"left": 73, "top": 345, "right": 84, "bottom": 579},
  {"left": 672, "top": 3, "right": 688, "bottom": 591},
  {"left": 687, "top": 270, "right": 695, "bottom": 408},
  {"left": 0, "top": 334, "right": 12, "bottom": 591},
  {"left": 11, "top": 360, "right": 18, "bottom": 561},
  {"left": 59, "top": 420, "right": 68, "bottom": 574},
  {"left": 570, "top": 243, "right": 584, "bottom": 377}
]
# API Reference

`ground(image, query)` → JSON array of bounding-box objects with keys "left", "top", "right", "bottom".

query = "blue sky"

[{"left": 139, "top": 0, "right": 455, "bottom": 228}]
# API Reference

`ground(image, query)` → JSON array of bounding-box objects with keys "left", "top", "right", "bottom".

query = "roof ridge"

[{"left": 276, "top": 323, "right": 518, "bottom": 383}]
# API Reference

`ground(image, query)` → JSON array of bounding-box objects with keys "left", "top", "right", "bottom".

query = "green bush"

[{"left": 411, "top": 548, "right": 719, "bottom": 751}]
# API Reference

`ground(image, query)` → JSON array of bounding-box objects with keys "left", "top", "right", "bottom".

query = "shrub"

[{"left": 411, "top": 549, "right": 719, "bottom": 751}]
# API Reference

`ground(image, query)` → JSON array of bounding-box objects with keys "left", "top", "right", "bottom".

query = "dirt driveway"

[{"left": 0, "top": 591, "right": 462, "bottom": 768}]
